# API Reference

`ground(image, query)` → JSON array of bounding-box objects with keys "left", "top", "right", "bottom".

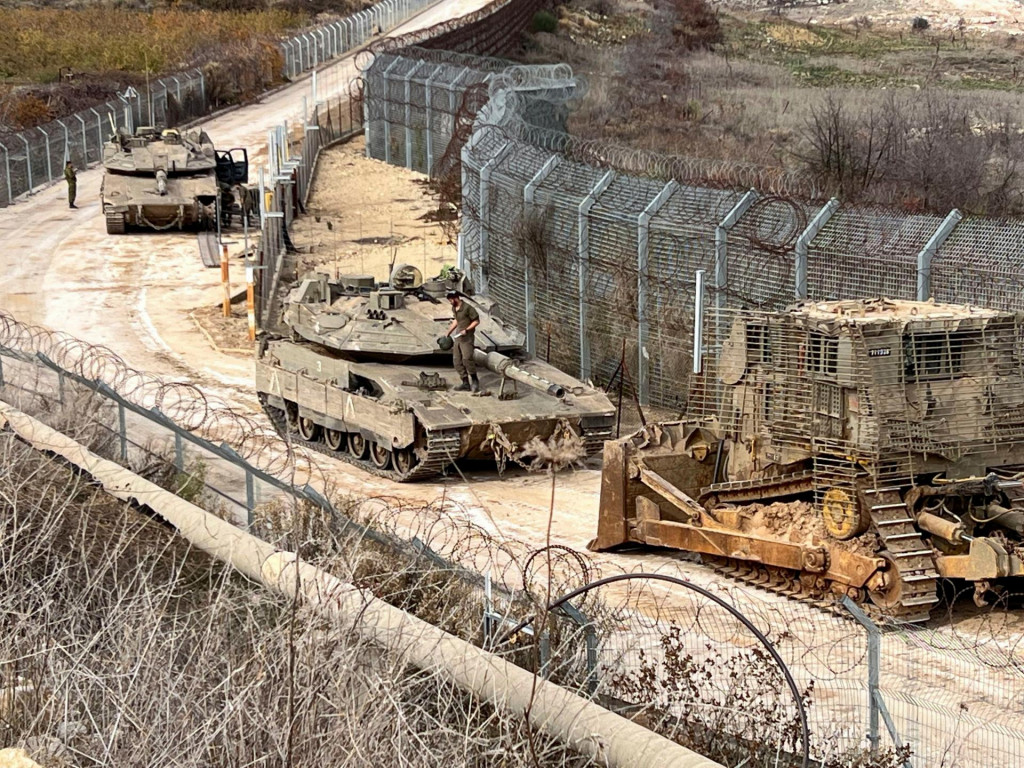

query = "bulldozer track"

[
  {"left": 700, "top": 469, "right": 815, "bottom": 506},
  {"left": 261, "top": 395, "right": 459, "bottom": 482},
  {"left": 863, "top": 487, "right": 940, "bottom": 621},
  {"left": 705, "top": 555, "right": 931, "bottom": 626}
]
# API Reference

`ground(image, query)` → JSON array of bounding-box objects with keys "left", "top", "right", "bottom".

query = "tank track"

[
  {"left": 260, "top": 395, "right": 460, "bottom": 482},
  {"left": 582, "top": 424, "right": 614, "bottom": 458},
  {"left": 105, "top": 210, "right": 126, "bottom": 235},
  {"left": 705, "top": 556, "right": 933, "bottom": 625}
]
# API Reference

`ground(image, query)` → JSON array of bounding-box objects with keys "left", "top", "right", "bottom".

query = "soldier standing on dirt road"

[
  {"left": 445, "top": 290, "right": 480, "bottom": 392},
  {"left": 64, "top": 161, "right": 77, "bottom": 209}
]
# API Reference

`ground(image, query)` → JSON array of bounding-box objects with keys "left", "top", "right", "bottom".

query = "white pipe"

[{"left": 0, "top": 399, "right": 722, "bottom": 768}]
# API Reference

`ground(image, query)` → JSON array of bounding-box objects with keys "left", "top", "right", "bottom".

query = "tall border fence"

[
  {"left": 0, "top": 0, "right": 438, "bottom": 209},
  {"left": 362, "top": 48, "right": 1024, "bottom": 411}
]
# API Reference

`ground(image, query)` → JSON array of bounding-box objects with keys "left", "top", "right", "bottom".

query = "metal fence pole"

[
  {"left": 39, "top": 127, "right": 53, "bottom": 183},
  {"left": 118, "top": 403, "right": 127, "bottom": 461},
  {"left": 245, "top": 469, "right": 255, "bottom": 528},
  {"left": 917, "top": 209, "right": 963, "bottom": 302},
  {"left": 0, "top": 142, "right": 11, "bottom": 204},
  {"left": 578, "top": 171, "right": 615, "bottom": 381},
  {"left": 175, "top": 432, "right": 184, "bottom": 471},
  {"left": 714, "top": 189, "right": 758, "bottom": 344},
  {"left": 74, "top": 114, "right": 87, "bottom": 160},
  {"left": 795, "top": 198, "right": 840, "bottom": 299},
  {"left": 523, "top": 155, "right": 560, "bottom": 356},
  {"left": 636, "top": 180, "right": 677, "bottom": 406},
  {"left": 19, "top": 134, "right": 32, "bottom": 192},
  {"left": 841, "top": 597, "right": 913, "bottom": 768},
  {"left": 404, "top": 61, "right": 425, "bottom": 170}
]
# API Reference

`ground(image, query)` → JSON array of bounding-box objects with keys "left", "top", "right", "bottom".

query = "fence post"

[
  {"left": 795, "top": 198, "right": 840, "bottom": 299},
  {"left": 19, "top": 134, "right": 32, "bottom": 192},
  {"left": 404, "top": 61, "right": 425, "bottom": 170},
  {"left": 714, "top": 189, "right": 757, "bottom": 339},
  {"left": 523, "top": 155, "right": 561, "bottom": 356},
  {"left": 917, "top": 209, "right": 962, "bottom": 302},
  {"left": 118, "top": 403, "right": 127, "bottom": 461},
  {"left": 423, "top": 64, "right": 443, "bottom": 176},
  {"left": 74, "top": 114, "right": 87, "bottom": 161},
  {"left": 477, "top": 144, "right": 513, "bottom": 295},
  {"left": 578, "top": 171, "right": 615, "bottom": 381},
  {"left": 90, "top": 108, "right": 102, "bottom": 150},
  {"left": 381, "top": 57, "right": 403, "bottom": 165},
  {"left": 841, "top": 597, "right": 913, "bottom": 768},
  {"left": 0, "top": 142, "right": 10, "bottom": 204},
  {"left": 636, "top": 180, "right": 677, "bottom": 406},
  {"left": 39, "top": 127, "right": 53, "bottom": 183},
  {"left": 245, "top": 469, "right": 255, "bottom": 528}
]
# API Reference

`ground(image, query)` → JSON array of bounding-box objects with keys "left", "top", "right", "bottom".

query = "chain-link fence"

[
  {"left": 362, "top": 49, "right": 1024, "bottom": 416},
  {"left": 0, "top": 69, "right": 208, "bottom": 209},
  {"left": 0, "top": 0, "right": 437, "bottom": 209}
]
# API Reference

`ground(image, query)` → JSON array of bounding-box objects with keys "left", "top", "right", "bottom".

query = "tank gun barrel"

[
  {"left": 156, "top": 169, "right": 167, "bottom": 195},
  {"left": 473, "top": 350, "right": 565, "bottom": 398}
]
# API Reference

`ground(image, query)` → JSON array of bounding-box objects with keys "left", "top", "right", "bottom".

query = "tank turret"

[
  {"left": 256, "top": 265, "right": 615, "bottom": 480},
  {"left": 100, "top": 126, "right": 248, "bottom": 234}
]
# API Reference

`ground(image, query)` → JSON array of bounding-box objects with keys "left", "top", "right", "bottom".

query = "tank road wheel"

[
  {"left": 297, "top": 416, "right": 320, "bottom": 442},
  {"left": 324, "top": 428, "right": 344, "bottom": 452},
  {"left": 285, "top": 402, "right": 300, "bottom": 433},
  {"left": 393, "top": 447, "right": 417, "bottom": 477},
  {"left": 867, "top": 554, "right": 905, "bottom": 611},
  {"left": 370, "top": 442, "right": 392, "bottom": 469},
  {"left": 822, "top": 488, "right": 868, "bottom": 540},
  {"left": 348, "top": 432, "right": 369, "bottom": 459}
]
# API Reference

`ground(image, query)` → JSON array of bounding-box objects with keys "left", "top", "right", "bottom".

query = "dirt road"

[{"left": 0, "top": 3, "right": 1022, "bottom": 762}]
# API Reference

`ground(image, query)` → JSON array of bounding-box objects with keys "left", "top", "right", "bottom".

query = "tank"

[
  {"left": 592, "top": 298, "right": 1024, "bottom": 622},
  {"left": 256, "top": 265, "right": 616, "bottom": 481},
  {"left": 100, "top": 126, "right": 247, "bottom": 234}
]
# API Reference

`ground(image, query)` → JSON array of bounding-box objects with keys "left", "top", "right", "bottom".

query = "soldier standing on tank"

[
  {"left": 64, "top": 161, "right": 77, "bottom": 209},
  {"left": 445, "top": 290, "right": 480, "bottom": 392}
]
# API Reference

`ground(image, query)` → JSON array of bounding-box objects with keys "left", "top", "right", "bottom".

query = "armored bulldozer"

[
  {"left": 100, "top": 126, "right": 248, "bottom": 234},
  {"left": 256, "top": 265, "right": 615, "bottom": 481},
  {"left": 592, "top": 298, "right": 1024, "bottom": 621}
]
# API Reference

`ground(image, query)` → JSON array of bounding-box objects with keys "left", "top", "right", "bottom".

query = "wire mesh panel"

[
  {"left": 932, "top": 217, "right": 1024, "bottom": 310},
  {"left": 807, "top": 207, "right": 942, "bottom": 302},
  {"left": 727, "top": 197, "right": 812, "bottom": 310}
]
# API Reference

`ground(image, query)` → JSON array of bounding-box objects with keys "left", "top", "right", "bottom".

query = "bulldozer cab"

[{"left": 215, "top": 148, "right": 249, "bottom": 186}]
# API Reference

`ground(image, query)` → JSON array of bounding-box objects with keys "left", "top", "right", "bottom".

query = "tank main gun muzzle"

[
  {"left": 156, "top": 169, "right": 167, "bottom": 196},
  {"left": 473, "top": 350, "right": 565, "bottom": 398}
]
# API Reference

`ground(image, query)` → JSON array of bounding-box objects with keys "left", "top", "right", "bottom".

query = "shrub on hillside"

[
  {"left": 670, "top": 0, "right": 722, "bottom": 51},
  {"left": 531, "top": 9, "right": 559, "bottom": 34}
]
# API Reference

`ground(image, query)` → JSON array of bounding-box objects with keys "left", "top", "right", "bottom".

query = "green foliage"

[
  {"left": 173, "top": 457, "right": 208, "bottom": 505},
  {"left": 531, "top": 10, "right": 558, "bottom": 34}
]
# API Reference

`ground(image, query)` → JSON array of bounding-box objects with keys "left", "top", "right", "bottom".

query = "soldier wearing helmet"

[{"left": 445, "top": 290, "right": 480, "bottom": 392}]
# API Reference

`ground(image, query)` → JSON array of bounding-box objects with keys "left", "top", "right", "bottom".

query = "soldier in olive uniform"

[
  {"left": 64, "top": 161, "right": 77, "bottom": 209},
  {"left": 445, "top": 290, "right": 480, "bottom": 392}
]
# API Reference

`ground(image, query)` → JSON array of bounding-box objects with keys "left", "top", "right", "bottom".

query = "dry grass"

[
  {"left": 0, "top": 402, "right": 597, "bottom": 766},
  {"left": 0, "top": 8, "right": 305, "bottom": 81}
]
